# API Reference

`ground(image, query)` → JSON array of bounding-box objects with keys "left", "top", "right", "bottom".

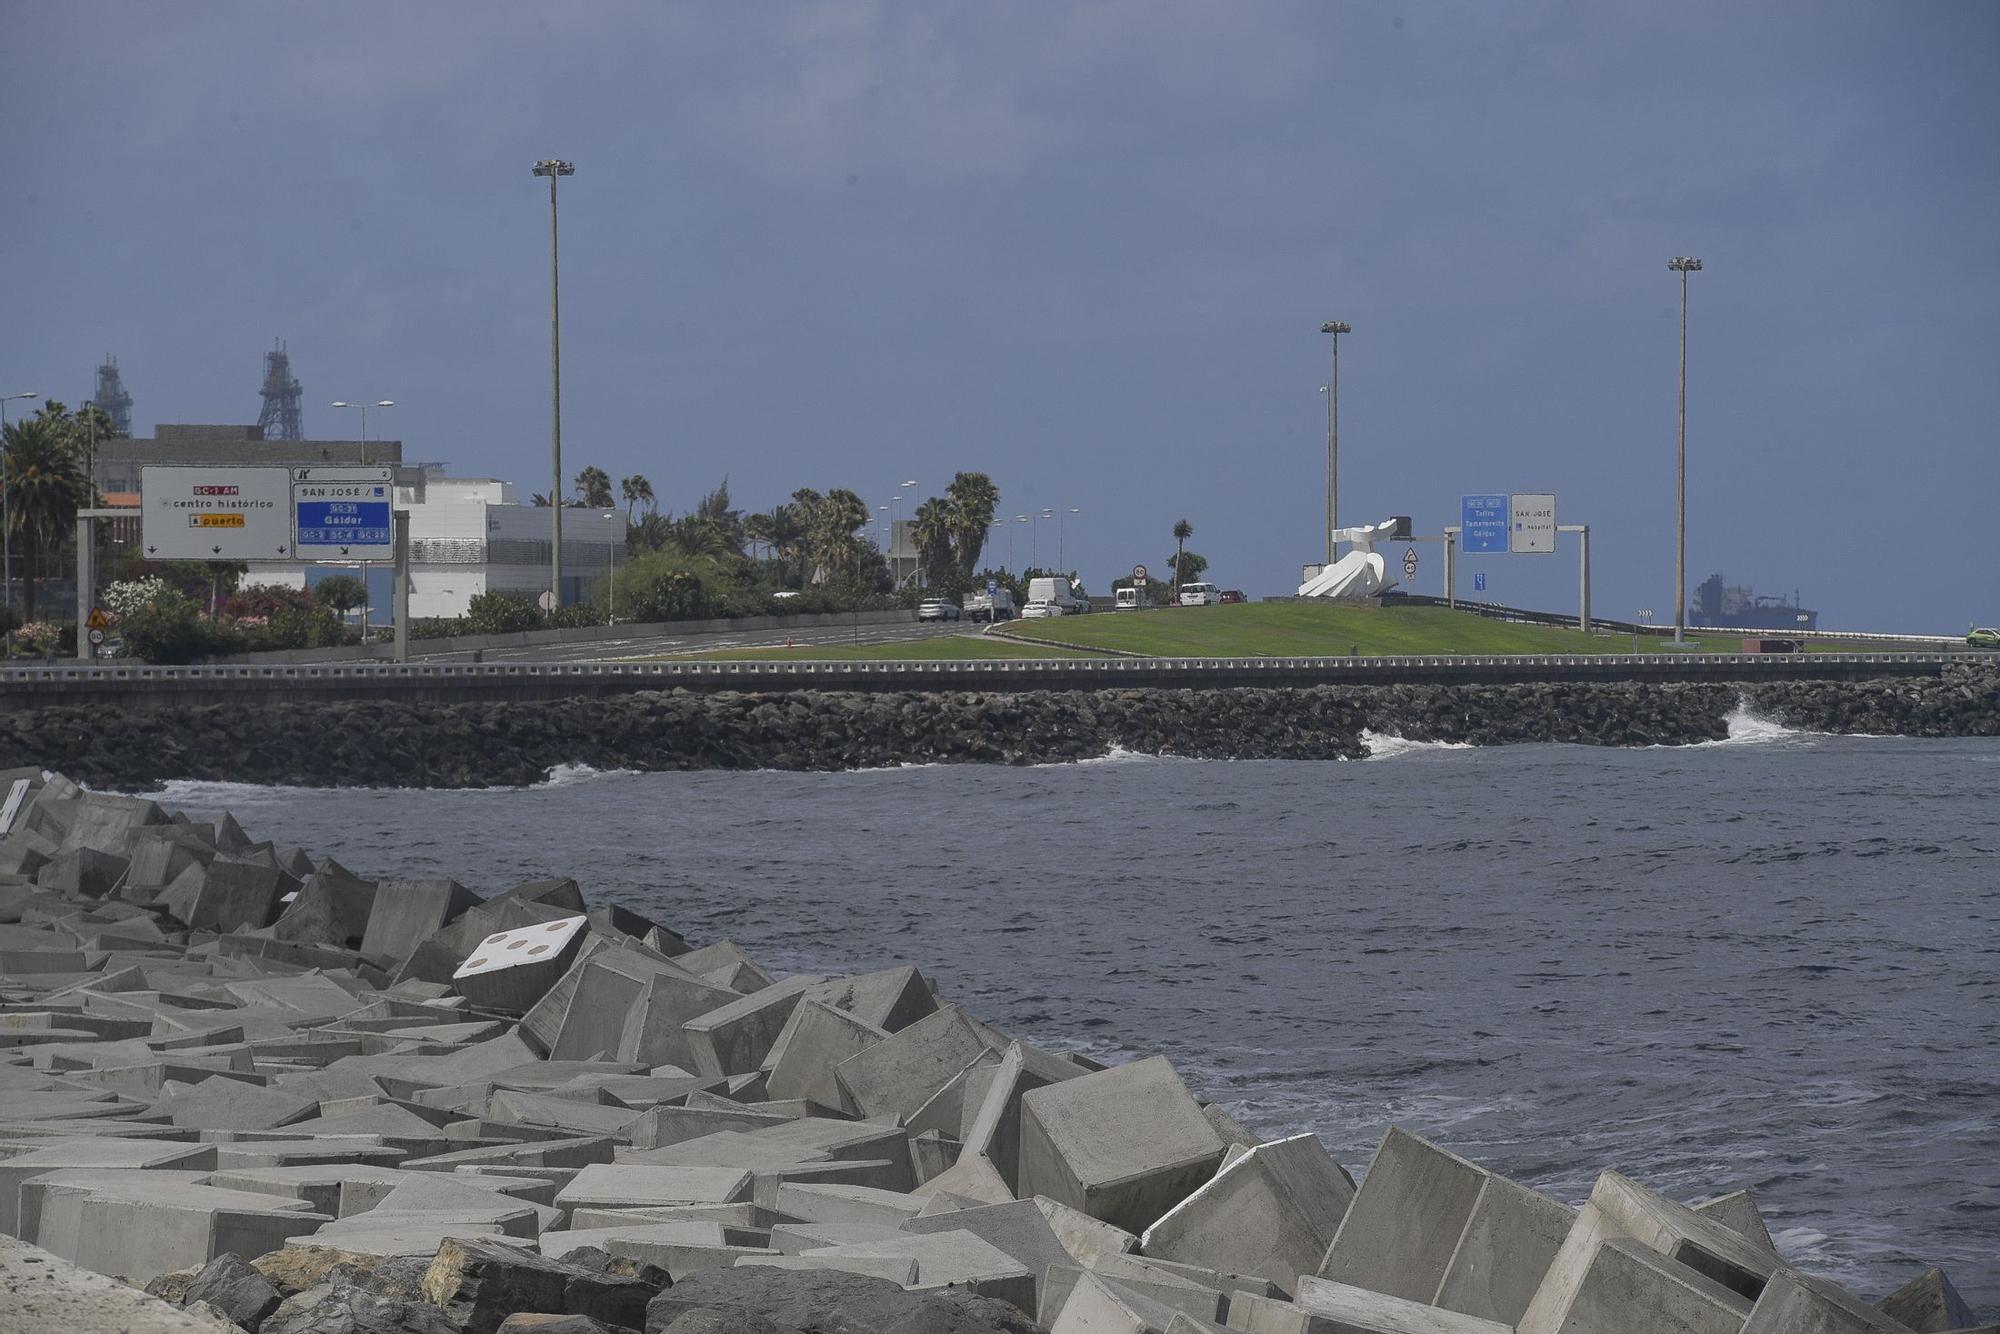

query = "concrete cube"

[
  {"left": 683, "top": 974, "right": 825, "bottom": 1077},
  {"left": 358, "top": 878, "right": 478, "bottom": 965},
  {"left": 1518, "top": 1236, "right": 1754, "bottom": 1334},
  {"left": 36, "top": 847, "right": 129, "bottom": 899},
  {"left": 834, "top": 1003, "right": 991, "bottom": 1121},
  {"left": 1291, "top": 1275, "right": 1515, "bottom": 1333},
  {"left": 1143, "top": 1132, "right": 1355, "bottom": 1295},
  {"left": 962, "top": 1039, "right": 1087, "bottom": 1192},
  {"left": 157, "top": 860, "right": 289, "bottom": 933},
  {"left": 1746, "top": 1269, "right": 1936, "bottom": 1333},
  {"left": 1875, "top": 1266, "right": 1977, "bottom": 1333},
  {"left": 764, "top": 999, "right": 889, "bottom": 1108},
  {"left": 453, "top": 914, "right": 590, "bottom": 1013},
  {"left": 1019, "top": 1056, "right": 1227, "bottom": 1234},
  {"left": 809, "top": 964, "right": 939, "bottom": 1033},
  {"left": 1318, "top": 1128, "right": 1489, "bottom": 1304}
]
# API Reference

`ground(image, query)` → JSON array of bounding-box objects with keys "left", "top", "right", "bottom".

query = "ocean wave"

[
  {"left": 1682, "top": 701, "right": 1820, "bottom": 748},
  {"left": 537, "top": 762, "right": 640, "bottom": 788},
  {"left": 1360, "top": 730, "right": 1476, "bottom": 760}
]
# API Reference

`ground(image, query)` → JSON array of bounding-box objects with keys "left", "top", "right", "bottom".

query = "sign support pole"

[
  {"left": 393, "top": 511, "right": 410, "bottom": 664},
  {"left": 73, "top": 508, "right": 122, "bottom": 665},
  {"left": 1559, "top": 522, "right": 1591, "bottom": 631},
  {"left": 1443, "top": 527, "right": 1458, "bottom": 608}
]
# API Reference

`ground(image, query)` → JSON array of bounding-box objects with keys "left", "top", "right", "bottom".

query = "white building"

[{"left": 241, "top": 470, "right": 619, "bottom": 621}]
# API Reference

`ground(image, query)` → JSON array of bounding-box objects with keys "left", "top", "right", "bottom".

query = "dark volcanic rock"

[
  {"left": 179, "top": 1252, "right": 284, "bottom": 1331},
  {"left": 644, "top": 1266, "right": 1043, "bottom": 1334},
  {"left": 262, "top": 1281, "right": 461, "bottom": 1334},
  {"left": 2, "top": 665, "right": 1992, "bottom": 790}
]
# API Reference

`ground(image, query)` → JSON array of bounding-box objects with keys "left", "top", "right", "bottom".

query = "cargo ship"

[{"left": 1691, "top": 572, "right": 1818, "bottom": 632}]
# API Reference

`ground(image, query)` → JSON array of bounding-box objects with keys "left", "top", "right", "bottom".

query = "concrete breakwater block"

[
  {"left": 452, "top": 915, "right": 590, "bottom": 1013},
  {"left": 1142, "top": 1132, "right": 1355, "bottom": 1295},
  {"left": 1019, "top": 1055, "right": 1228, "bottom": 1234},
  {"left": 0, "top": 767, "right": 1976, "bottom": 1334}
]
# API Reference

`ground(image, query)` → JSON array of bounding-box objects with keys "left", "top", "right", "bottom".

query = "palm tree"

[
  {"left": 787, "top": 489, "right": 824, "bottom": 583},
  {"left": 911, "top": 498, "right": 955, "bottom": 589},
  {"left": 620, "top": 474, "right": 655, "bottom": 522},
  {"left": 815, "top": 489, "right": 870, "bottom": 581},
  {"left": 692, "top": 479, "right": 745, "bottom": 556},
  {"left": 1171, "top": 518, "right": 1193, "bottom": 593},
  {"left": 945, "top": 472, "right": 999, "bottom": 576},
  {"left": 1, "top": 417, "right": 90, "bottom": 620},
  {"left": 743, "top": 511, "right": 773, "bottom": 563},
  {"left": 574, "top": 466, "right": 615, "bottom": 508},
  {"left": 765, "top": 504, "right": 809, "bottom": 584}
]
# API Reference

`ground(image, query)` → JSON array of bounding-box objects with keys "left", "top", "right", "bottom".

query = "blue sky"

[{"left": 4, "top": 1, "right": 1995, "bottom": 631}]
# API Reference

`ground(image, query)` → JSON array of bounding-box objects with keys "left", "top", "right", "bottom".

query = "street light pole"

[
  {"left": 0, "top": 392, "right": 40, "bottom": 633},
  {"left": 330, "top": 399, "right": 395, "bottom": 442},
  {"left": 1320, "top": 321, "right": 1350, "bottom": 564},
  {"left": 1668, "top": 257, "right": 1702, "bottom": 645},
  {"left": 1058, "top": 507, "right": 1079, "bottom": 572},
  {"left": 533, "top": 158, "right": 575, "bottom": 609}
]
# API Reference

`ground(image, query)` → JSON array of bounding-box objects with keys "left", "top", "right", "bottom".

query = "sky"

[{"left": 4, "top": 1, "right": 1996, "bottom": 632}]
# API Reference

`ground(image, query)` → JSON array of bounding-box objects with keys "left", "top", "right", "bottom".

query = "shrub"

[
  {"left": 119, "top": 589, "right": 237, "bottom": 664},
  {"left": 465, "top": 591, "right": 542, "bottom": 635},
  {"left": 312, "top": 575, "right": 368, "bottom": 616}
]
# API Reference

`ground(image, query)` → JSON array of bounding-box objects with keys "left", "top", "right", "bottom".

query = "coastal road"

[{"left": 408, "top": 617, "right": 983, "bottom": 665}]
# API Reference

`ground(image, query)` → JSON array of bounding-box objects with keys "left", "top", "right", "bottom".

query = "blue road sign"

[
  {"left": 987, "top": 579, "right": 997, "bottom": 596},
  {"left": 1474, "top": 572, "right": 1487, "bottom": 593},
  {"left": 1461, "top": 495, "right": 1509, "bottom": 553},
  {"left": 294, "top": 486, "right": 392, "bottom": 556}
]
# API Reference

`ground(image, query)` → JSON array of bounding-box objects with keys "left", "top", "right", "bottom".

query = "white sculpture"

[{"left": 1297, "top": 518, "right": 1403, "bottom": 600}]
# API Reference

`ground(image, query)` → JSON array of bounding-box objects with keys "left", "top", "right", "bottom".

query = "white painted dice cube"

[{"left": 452, "top": 914, "right": 589, "bottom": 1012}]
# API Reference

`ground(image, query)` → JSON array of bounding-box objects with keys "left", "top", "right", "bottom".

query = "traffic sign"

[
  {"left": 1460, "top": 495, "right": 1509, "bottom": 553},
  {"left": 1401, "top": 547, "right": 1419, "bottom": 577},
  {"left": 1474, "top": 572, "right": 1487, "bottom": 593},
  {"left": 86, "top": 627, "right": 106, "bottom": 646},
  {"left": 1509, "top": 492, "right": 1556, "bottom": 554},
  {"left": 141, "top": 466, "right": 293, "bottom": 560},
  {"left": 1133, "top": 564, "right": 1148, "bottom": 582},
  {"left": 85, "top": 607, "right": 110, "bottom": 631},
  {"left": 293, "top": 467, "right": 394, "bottom": 560},
  {"left": 986, "top": 579, "right": 997, "bottom": 596}
]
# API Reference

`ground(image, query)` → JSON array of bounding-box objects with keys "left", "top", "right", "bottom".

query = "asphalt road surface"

[{"left": 408, "top": 616, "right": 983, "bottom": 664}]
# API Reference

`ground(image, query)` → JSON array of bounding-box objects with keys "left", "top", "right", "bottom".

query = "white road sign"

[
  {"left": 141, "top": 466, "right": 293, "bottom": 561},
  {"left": 1509, "top": 492, "right": 1556, "bottom": 554}
]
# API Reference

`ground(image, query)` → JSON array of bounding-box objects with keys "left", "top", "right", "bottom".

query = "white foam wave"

[
  {"left": 1360, "top": 730, "right": 1476, "bottom": 760},
  {"left": 1681, "top": 701, "right": 1818, "bottom": 749},
  {"left": 536, "top": 762, "right": 639, "bottom": 788},
  {"left": 1074, "top": 744, "right": 1194, "bottom": 766}
]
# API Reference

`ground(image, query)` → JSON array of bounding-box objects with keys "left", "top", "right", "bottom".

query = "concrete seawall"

[{"left": 3, "top": 663, "right": 1994, "bottom": 790}]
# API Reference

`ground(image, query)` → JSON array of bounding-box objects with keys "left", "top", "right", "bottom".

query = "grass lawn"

[
  {"left": 988, "top": 602, "right": 1828, "bottom": 657},
  {"left": 668, "top": 635, "right": 1104, "bottom": 662}
]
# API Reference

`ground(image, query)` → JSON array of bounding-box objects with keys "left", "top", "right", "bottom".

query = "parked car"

[
  {"left": 917, "top": 598, "right": 962, "bottom": 622},
  {"left": 1969, "top": 626, "right": 2000, "bottom": 648},
  {"left": 1177, "top": 582, "right": 1221, "bottom": 607},
  {"left": 1020, "top": 600, "right": 1064, "bottom": 618},
  {"left": 1114, "top": 586, "right": 1153, "bottom": 611},
  {"left": 1218, "top": 589, "right": 1246, "bottom": 604}
]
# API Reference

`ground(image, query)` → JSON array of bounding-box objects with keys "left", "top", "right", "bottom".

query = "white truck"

[
  {"left": 1028, "top": 576, "right": 1089, "bottom": 615},
  {"left": 961, "top": 587, "right": 1017, "bottom": 622},
  {"left": 1115, "top": 585, "right": 1154, "bottom": 611}
]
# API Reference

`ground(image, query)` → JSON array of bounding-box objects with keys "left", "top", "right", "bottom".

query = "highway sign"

[
  {"left": 1509, "top": 492, "right": 1556, "bottom": 554},
  {"left": 986, "top": 579, "right": 997, "bottom": 596},
  {"left": 141, "top": 466, "right": 293, "bottom": 560},
  {"left": 1474, "top": 572, "right": 1487, "bottom": 593},
  {"left": 1460, "top": 495, "right": 1509, "bottom": 553},
  {"left": 292, "top": 468, "right": 394, "bottom": 559}
]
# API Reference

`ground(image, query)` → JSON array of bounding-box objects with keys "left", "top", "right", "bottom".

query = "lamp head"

[
  {"left": 532, "top": 160, "right": 576, "bottom": 177},
  {"left": 1668, "top": 256, "right": 1703, "bottom": 272},
  {"left": 1321, "top": 321, "right": 1352, "bottom": 335}
]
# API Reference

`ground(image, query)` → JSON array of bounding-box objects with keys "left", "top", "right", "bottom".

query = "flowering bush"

[
  {"left": 102, "top": 576, "right": 171, "bottom": 621},
  {"left": 222, "top": 585, "right": 316, "bottom": 621},
  {"left": 11, "top": 621, "right": 61, "bottom": 653}
]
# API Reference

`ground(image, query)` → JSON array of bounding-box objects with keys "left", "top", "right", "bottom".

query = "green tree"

[
  {"left": 312, "top": 575, "right": 367, "bottom": 620},
  {"left": 465, "top": 590, "right": 542, "bottom": 634},
  {"left": 573, "top": 466, "right": 615, "bottom": 508},
  {"left": 1, "top": 416, "right": 91, "bottom": 620},
  {"left": 1171, "top": 518, "right": 1194, "bottom": 591},
  {"left": 620, "top": 474, "right": 656, "bottom": 522},
  {"left": 911, "top": 498, "right": 956, "bottom": 590},
  {"left": 1167, "top": 549, "right": 1208, "bottom": 585},
  {"left": 945, "top": 472, "right": 1000, "bottom": 576}
]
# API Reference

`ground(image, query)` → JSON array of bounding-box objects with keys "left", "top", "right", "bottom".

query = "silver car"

[{"left": 917, "top": 598, "right": 962, "bottom": 622}]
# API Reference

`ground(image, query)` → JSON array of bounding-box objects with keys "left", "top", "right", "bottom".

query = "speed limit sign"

[
  {"left": 1402, "top": 547, "right": 1419, "bottom": 576},
  {"left": 86, "top": 628, "right": 106, "bottom": 646},
  {"left": 1133, "top": 564, "right": 1148, "bottom": 582}
]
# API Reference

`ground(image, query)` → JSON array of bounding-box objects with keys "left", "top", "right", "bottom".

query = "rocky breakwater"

[
  {"left": 0, "top": 772, "right": 1991, "bottom": 1334},
  {"left": 0, "top": 673, "right": 1925, "bottom": 789}
]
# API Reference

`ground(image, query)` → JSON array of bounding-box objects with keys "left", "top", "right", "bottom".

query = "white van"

[{"left": 1177, "top": 582, "right": 1220, "bottom": 607}]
